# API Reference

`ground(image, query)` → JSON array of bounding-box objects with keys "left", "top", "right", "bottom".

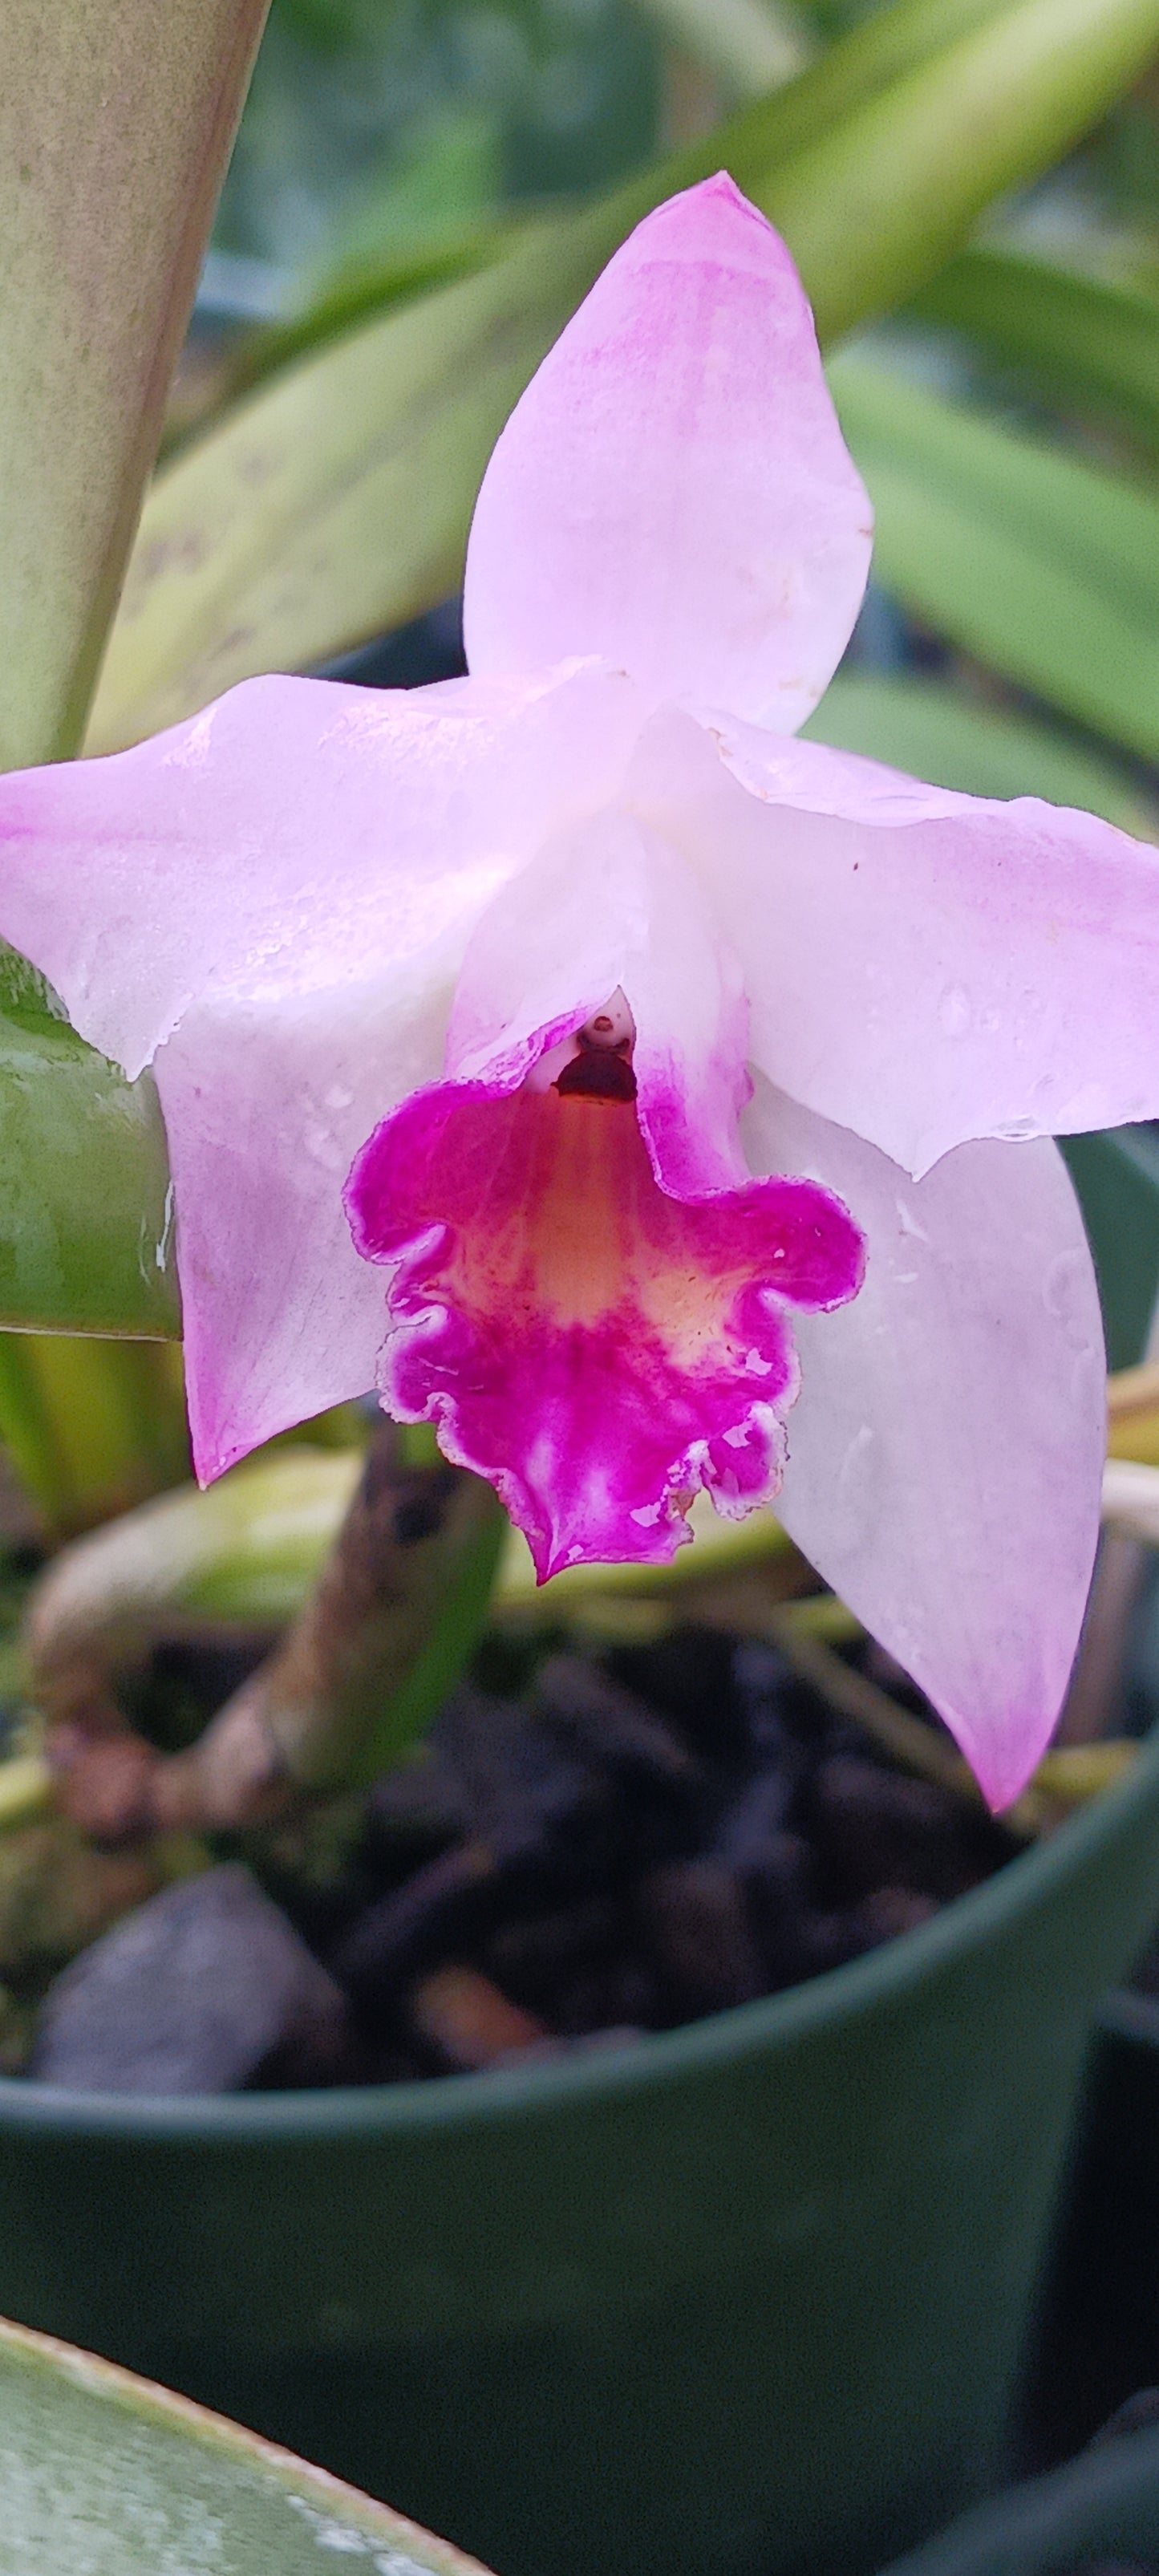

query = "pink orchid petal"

[
  {"left": 156, "top": 980, "right": 449, "bottom": 1483},
  {"left": 347, "top": 1077, "right": 862, "bottom": 1577},
  {"left": 744, "top": 1075, "right": 1105, "bottom": 1810},
  {"left": 0, "top": 663, "right": 645, "bottom": 1480},
  {"left": 0, "top": 663, "right": 643, "bottom": 1079},
  {"left": 446, "top": 805, "right": 752, "bottom": 1194},
  {"left": 464, "top": 176, "right": 872, "bottom": 731},
  {"left": 646, "top": 709, "right": 1159, "bottom": 1178}
]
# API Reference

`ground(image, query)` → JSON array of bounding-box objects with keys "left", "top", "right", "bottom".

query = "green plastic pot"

[
  {"left": 1024, "top": 1987, "right": 1159, "bottom": 2459},
  {"left": 2, "top": 1748, "right": 1159, "bottom": 2576},
  {"left": 879, "top": 2426, "right": 1159, "bottom": 2573}
]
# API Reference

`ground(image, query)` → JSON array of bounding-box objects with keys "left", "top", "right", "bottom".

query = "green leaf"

[
  {"left": 804, "top": 670, "right": 1159, "bottom": 831},
  {"left": 830, "top": 351, "right": 1159, "bottom": 762},
  {"left": 0, "top": 947, "right": 178, "bottom": 1340},
  {"left": 200, "top": 0, "right": 1027, "bottom": 415},
  {"left": 630, "top": 0, "right": 813, "bottom": 99},
  {"left": 87, "top": 206, "right": 622, "bottom": 752},
  {"left": 760, "top": 0, "right": 1159, "bottom": 343},
  {"left": 909, "top": 241, "right": 1159, "bottom": 456},
  {"left": 0, "top": 1336, "right": 188, "bottom": 1538},
  {"left": 0, "top": 2312, "right": 496, "bottom": 2576},
  {"left": 0, "top": 1, "right": 270, "bottom": 768},
  {"left": 87, "top": 0, "right": 1159, "bottom": 751}
]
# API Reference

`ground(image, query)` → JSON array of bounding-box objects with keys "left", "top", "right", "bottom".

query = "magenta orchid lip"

[
  {"left": 1, "top": 172, "right": 1156, "bottom": 1807},
  {"left": 346, "top": 1063, "right": 862, "bottom": 1584}
]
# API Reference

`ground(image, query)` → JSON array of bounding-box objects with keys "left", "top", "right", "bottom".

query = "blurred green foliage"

[
  {"left": 90, "top": 0, "right": 1159, "bottom": 757},
  {"left": 213, "top": 0, "right": 661, "bottom": 284}
]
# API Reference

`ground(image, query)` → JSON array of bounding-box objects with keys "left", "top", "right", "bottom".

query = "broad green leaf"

[
  {"left": 0, "top": 2, "right": 270, "bottom": 768},
  {"left": 87, "top": 0, "right": 1158, "bottom": 749},
  {"left": 804, "top": 670, "right": 1159, "bottom": 832},
  {"left": 217, "top": 211, "right": 522, "bottom": 416},
  {"left": 0, "top": 947, "right": 178, "bottom": 1341},
  {"left": 830, "top": 353, "right": 1159, "bottom": 761},
  {"left": 0, "top": 2313, "right": 495, "bottom": 2576},
  {"left": 910, "top": 243, "right": 1159, "bottom": 455},
  {"left": 761, "top": 0, "right": 1159, "bottom": 343}
]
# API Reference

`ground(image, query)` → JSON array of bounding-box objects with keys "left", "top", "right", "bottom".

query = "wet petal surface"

[
  {"left": 0, "top": 664, "right": 642, "bottom": 1079},
  {"left": 0, "top": 663, "right": 646, "bottom": 1480},
  {"left": 643, "top": 708, "right": 1159, "bottom": 1179}
]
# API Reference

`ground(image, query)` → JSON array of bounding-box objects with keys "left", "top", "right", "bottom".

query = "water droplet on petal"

[{"left": 939, "top": 984, "right": 971, "bottom": 1038}]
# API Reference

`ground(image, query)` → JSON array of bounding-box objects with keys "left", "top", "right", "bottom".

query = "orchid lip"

[{"left": 345, "top": 1049, "right": 864, "bottom": 1582}]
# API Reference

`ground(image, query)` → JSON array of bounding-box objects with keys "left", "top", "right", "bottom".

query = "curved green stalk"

[{"left": 0, "top": 0, "right": 270, "bottom": 769}]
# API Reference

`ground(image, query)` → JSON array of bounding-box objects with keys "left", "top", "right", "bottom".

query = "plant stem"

[{"left": 39, "top": 1430, "right": 505, "bottom": 1840}]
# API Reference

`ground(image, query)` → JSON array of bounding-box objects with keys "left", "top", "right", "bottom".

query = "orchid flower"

[{"left": 2, "top": 175, "right": 1158, "bottom": 1809}]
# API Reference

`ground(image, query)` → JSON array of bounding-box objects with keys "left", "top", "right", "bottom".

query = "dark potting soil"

[{"left": 22, "top": 1626, "right": 1021, "bottom": 2093}]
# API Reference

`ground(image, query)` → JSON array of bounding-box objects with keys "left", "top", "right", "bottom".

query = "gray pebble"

[{"left": 30, "top": 1864, "right": 351, "bottom": 2093}]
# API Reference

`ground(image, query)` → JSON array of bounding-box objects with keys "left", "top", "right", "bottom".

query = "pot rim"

[{"left": 4, "top": 1722, "right": 1157, "bottom": 2143}]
